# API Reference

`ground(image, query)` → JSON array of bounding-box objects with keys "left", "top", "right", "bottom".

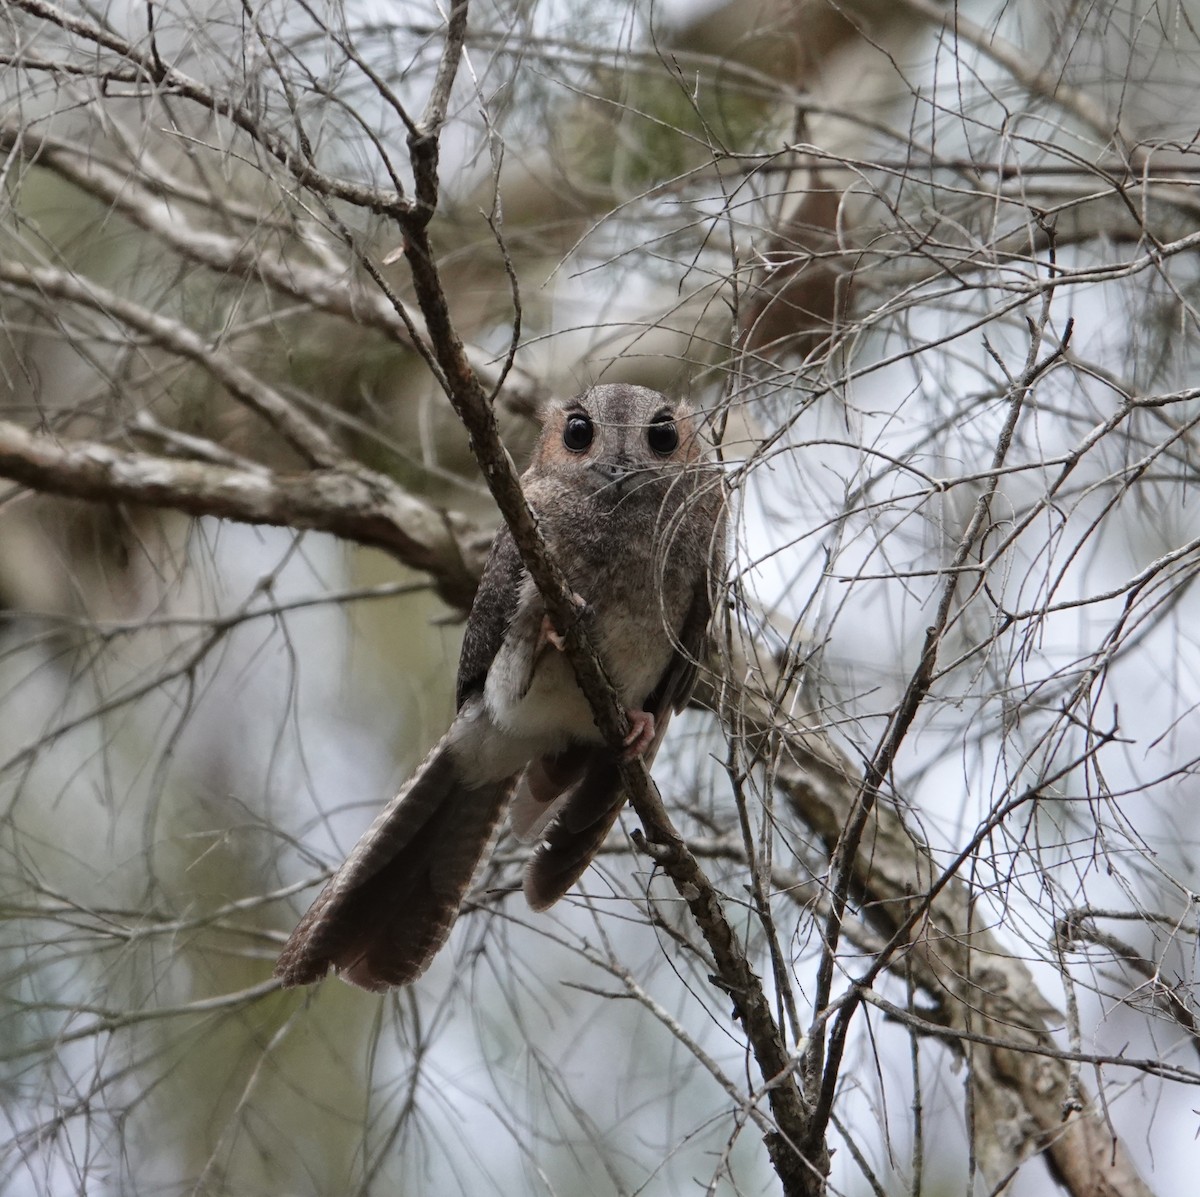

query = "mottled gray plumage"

[{"left": 275, "top": 383, "right": 724, "bottom": 991}]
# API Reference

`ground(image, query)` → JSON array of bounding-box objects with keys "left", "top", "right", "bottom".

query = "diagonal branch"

[
  {"left": 387, "top": 4, "right": 820, "bottom": 1190},
  {"left": 400, "top": 251, "right": 825, "bottom": 1195}
]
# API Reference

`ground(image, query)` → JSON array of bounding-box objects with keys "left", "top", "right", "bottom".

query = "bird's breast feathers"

[{"left": 483, "top": 590, "right": 676, "bottom": 746}]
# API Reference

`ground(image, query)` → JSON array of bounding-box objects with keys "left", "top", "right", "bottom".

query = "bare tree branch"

[
  {"left": 12, "top": 0, "right": 419, "bottom": 221},
  {"left": 2, "top": 1, "right": 1196, "bottom": 1193},
  {"left": 701, "top": 646, "right": 1157, "bottom": 1197},
  {"left": 0, "top": 420, "right": 484, "bottom": 608},
  {"left": 0, "top": 122, "right": 550, "bottom": 416},
  {"left": 0, "top": 262, "right": 342, "bottom": 468},
  {"left": 386, "top": 5, "right": 820, "bottom": 1188}
]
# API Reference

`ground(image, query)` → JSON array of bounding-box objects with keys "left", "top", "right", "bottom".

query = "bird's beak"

[{"left": 591, "top": 458, "right": 636, "bottom": 495}]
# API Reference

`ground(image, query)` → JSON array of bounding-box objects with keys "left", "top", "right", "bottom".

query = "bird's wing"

[
  {"left": 656, "top": 567, "right": 719, "bottom": 717},
  {"left": 456, "top": 527, "right": 524, "bottom": 710}
]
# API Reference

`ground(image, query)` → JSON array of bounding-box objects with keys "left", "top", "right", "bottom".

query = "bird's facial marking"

[{"left": 533, "top": 389, "right": 703, "bottom": 492}]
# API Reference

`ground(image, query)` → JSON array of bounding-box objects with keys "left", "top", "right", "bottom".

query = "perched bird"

[{"left": 275, "top": 383, "right": 725, "bottom": 991}]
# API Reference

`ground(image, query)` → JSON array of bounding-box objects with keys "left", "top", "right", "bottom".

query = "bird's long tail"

[
  {"left": 523, "top": 705, "right": 676, "bottom": 912},
  {"left": 275, "top": 738, "right": 517, "bottom": 991},
  {"left": 523, "top": 753, "right": 624, "bottom": 911}
]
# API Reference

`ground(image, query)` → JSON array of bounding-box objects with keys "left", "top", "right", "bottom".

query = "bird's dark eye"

[
  {"left": 647, "top": 413, "right": 679, "bottom": 455},
  {"left": 562, "top": 414, "right": 594, "bottom": 452}
]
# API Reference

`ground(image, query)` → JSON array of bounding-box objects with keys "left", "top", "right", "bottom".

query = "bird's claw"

[
  {"left": 537, "top": 592, "right": 589, "bottom": 654},
  {"left": 622, "top": 709, "right": 656, "bottom": 759}
]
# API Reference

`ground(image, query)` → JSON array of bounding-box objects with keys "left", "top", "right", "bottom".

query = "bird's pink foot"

[
  {"left": 622, "top": 709, "right": 656, "bottom": 759},
  {"left": 536, "top": 614, "right": 565, "bottom": 654},
  {"left": 536, "top": 592, "right": 588, "bottom": 654}
]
